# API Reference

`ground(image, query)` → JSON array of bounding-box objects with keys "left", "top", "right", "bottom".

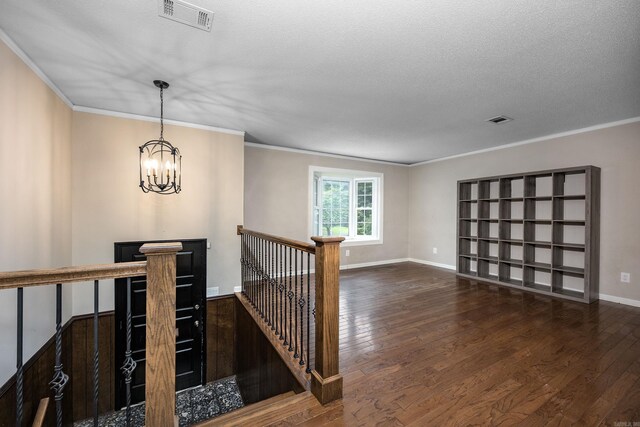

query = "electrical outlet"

[
  {"left": 433, "top": 247, "right": 438, "bottom": 254},
  {"left": 345, "top": 249, "right": 350, "bottom": 257},
  {"left": 621, "top": 272, "right": 631, "bottom": 283}
]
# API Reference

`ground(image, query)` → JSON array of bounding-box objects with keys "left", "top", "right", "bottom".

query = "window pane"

[{"left": 321, "top": 179, "right": 350, "bottom": 237}]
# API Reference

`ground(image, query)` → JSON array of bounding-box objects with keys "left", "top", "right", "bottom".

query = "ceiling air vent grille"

[
  {"left": 486, "top": 115, "right": 513, "bottom": 124},
  {"left": 158, "top": 0, "right": 213, "bottom": 32}
]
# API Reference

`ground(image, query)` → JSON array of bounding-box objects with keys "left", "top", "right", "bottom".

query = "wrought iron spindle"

[
  {"left": 50, "top": 283, "right": 69, "bottom": 427},
  {"left": 279, "top": 244, "right": 285, "bottom": 341},
  {"left": 306, "top": 252, "right": 312, "bottom": 373},
  {"left": 299, "top": 250, "right": 305, "bottom": 365},
  {"left": 16, "top": 287, "right": 24, "bottom": 427},
  {"left": 93, "top": 279, "right": 100, "bottom": 426},
  {"left": 294, "top": 249, "right": 299, "bottom": 359},
  {"left": 288, "top": 247, "right": 293, "bottom": 351},
  {"left": 274, "top": 243, "right": 279, "bottom": 336},
  {"left": 121, "top": 277, "right": 137, "bottom": 427},
  {"left": 270, "top": 241, "right": 275, "bottom": 330},
  {"left": 252, "top": 235, "right": 256, "bottom": 306},
  {"left": 267, "top": 240, "right": 271, "bottom": 327}
]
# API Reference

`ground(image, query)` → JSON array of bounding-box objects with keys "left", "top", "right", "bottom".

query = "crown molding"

[
  {"left": 244, "top": 142, "right": 410, "bottom": 167},
  {"left": 410, "top": 116, "right": 640, "bottom": 167},
  {"left": 0, "top": 27, "right": 73, "bottom": 108},
  {"left": 73, "top": 106, "right": 245, "bottom": 137}
]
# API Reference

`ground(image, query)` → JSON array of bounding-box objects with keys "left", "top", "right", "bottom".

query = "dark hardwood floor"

[{"left": 258, "top": 262, "right": 640, "bottom": 426}]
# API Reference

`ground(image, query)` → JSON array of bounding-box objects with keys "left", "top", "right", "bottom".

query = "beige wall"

[
  {"left": 0, "top": 40, "right": 72, "bottom": 383},
  {"left": 244, "top": 146, "right": 410, "bottom": 266},
  {"left": 71, "top": 112, "right": 244, "bottom": 315},
  {"left": 409, "top": 121, "right": 640, "bottom": 303}
]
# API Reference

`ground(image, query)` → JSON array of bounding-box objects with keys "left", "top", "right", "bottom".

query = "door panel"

[{"left": 114, "top": 239, "right": 207, "bottom": 408}]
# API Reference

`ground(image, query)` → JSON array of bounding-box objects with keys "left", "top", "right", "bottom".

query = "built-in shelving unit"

[{"left": 456, "top": 166, "right": 600, "bottom": 303}]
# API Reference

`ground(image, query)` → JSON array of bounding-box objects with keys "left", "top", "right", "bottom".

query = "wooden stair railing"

[
  {"left": 0, "top": 242, "right": 182, "bottom": 427},
  {"left": 237, "top": 225, "right": 344, "bottom": 404}
]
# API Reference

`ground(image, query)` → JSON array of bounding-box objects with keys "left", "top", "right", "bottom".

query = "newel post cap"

[
  {"left": 139, "top": 242, "right": 183, "bottom": 255},
  {"left": 310, "top": 236, "right": 346, "bottom": 245}
]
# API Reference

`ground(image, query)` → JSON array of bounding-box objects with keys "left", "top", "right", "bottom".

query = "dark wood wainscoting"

[
  {"left": 235, "top": 297, "right": 304, "bottom": 405},
  {"left": 206, "top": 296, "right": 236, "bottom": 383},
  {"left": 0, "top": 296, "right": 238, "bottom": 426}
]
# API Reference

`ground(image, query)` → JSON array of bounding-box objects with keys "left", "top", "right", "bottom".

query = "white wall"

[
  {"left": 0, "top": 40, "right": 73, "bottom": 383},
  {"left": 409, "top": 121, "right": 640, "bottom": 304},
  {"left": 71, "top": 112, "right": 244, "bottom": 315},
  {"left": 244, "top": 146, "right": 410, "bottom": 266}
]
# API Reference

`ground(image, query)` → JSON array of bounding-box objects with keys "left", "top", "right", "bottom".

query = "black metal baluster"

[
  {"left": 93, "top": 280, "right": 100, "bottom": 426},
  {"left": 251, "top": 235, "right": 256, "bottom": 306},
  {"left": 240, "top": 234, "right": 245, "bottom": 294},
  {"left": 267, "top": 240, "right": 271, "bottom": 327},
  {"left": 121, "top": 277, "right": 137, "bottom": 427},
  {"left": 288, "top": 247, "right": 293, "bottom": 352},
  {"left": 294, "top": 249, "right": 299, "bottom": 358},
  {"left": 16, "top": 287, "right": 24, "bottom": 427},
  {"left": 306, "top": 252, "right": 312, "bottom": 373},
  {"left": 50, "top": 283, "right": 69, "bottom": 427},
  {"left": 273, "top": 243, "right": 280, "bottom": 336},
  {"left": 279, "top": 244, "right": 285, "bottom": 341},
  {"left": 299, "top": 251, "right": 305, "bottom": 366},
  {"left": 261, "top": 238, "right": 265, "bottom": 318},
  {"left": 270, "top": 242, "right": 275, "bottom": 330}
]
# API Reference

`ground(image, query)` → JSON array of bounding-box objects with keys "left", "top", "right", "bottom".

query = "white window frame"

[{"left": 309, "top": 166, "right": 384, "bottom": 246}]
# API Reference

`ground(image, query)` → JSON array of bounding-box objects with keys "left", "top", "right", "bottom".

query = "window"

[{"left": 310, "top": 167, "right": 383, "bottom": 245}]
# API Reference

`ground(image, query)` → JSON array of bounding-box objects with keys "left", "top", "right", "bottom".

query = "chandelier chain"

[{"left": 160, "top": 86, "right": 164, "bottom": 140}]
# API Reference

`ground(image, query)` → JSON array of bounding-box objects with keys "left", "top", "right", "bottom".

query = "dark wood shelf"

[
  {"left": 553, "top": 242, "right": 585, "bottom": 250},
  {"left": 523, "top": 282, "right": 551, "bottom": 292},
  {"left": 524, "top": 262, "right": 552, "bottom": 271},
  {"left": 458, "top": 166, "right": 599, "bottom": 304},
  {"left": 524, "top": 241, "right": 552, "bottom": 247},
  {"left": 500, "top": 258, "right": 523, "bottom": 265},
  {"left": 553, "top": 266, "right": 585, "bottom": 276},
  {"left": 554, "top": 194, "right": 586, "bottom": 200}
]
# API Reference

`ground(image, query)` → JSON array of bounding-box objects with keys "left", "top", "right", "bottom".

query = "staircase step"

[{"left": 195, "top": 391, "right": 318, "bottom": 426}]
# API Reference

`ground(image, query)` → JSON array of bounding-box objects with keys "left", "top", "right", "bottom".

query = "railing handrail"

[
  {"left": 3, "top": 241, "right": 182, "bottom": 427},
  {"left": 0, "top": 261, "right": 147, "bottom": 289},
  {"left": 237, "top": 225, "right": 317, "bottom": 254}
]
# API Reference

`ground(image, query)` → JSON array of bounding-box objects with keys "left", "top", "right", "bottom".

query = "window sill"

[{"left": 341, "top": 238, "right": 383, "bottom": 247}]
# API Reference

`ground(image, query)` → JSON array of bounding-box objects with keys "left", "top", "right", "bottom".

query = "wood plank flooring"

[{"left": 240, "top": 262, "right": 640, "bottom": 426}]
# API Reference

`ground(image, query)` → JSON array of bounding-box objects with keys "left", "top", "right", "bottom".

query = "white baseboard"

[
  {"left": 340, "top": 258, "right": 410, "bottom": 270},
  {"left": 599, "top": 293, "right": 640, "bottom": 308},
  {"left": 407, "top": 258, "right": 456, "bottom": 271}
]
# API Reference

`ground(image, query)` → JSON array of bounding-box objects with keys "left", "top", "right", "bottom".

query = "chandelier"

[{"left": 139, "top": 80, "right": 182, "bottom": 194}]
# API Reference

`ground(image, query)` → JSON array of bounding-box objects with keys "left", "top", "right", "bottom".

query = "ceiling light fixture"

[{"left": 139, "top": 80, "right": 182, "bottom": 194}]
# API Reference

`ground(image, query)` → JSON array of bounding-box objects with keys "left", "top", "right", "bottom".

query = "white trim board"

[
  {"left": 73, "top": 106, "right": 245, "bottom": 137},
  {"left": 340, "top": 258, "right": 410, "bottom": 270},
  {"left": 599, "top": 293, "right": 640, "bottom": 308},
  {"left": 407, "top": 258, "right": 456, "bottom": 270}
]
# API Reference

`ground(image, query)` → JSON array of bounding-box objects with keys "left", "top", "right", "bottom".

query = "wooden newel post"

[
  {"left": 140, "top": 242, "right": 183, "bottom": 426},
  {"left": 310, "top": 236, "right": 345, "bottom": 404}
]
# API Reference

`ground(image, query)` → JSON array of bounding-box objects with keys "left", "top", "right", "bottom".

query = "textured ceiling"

[{"left": 1, "top": 1, "right": 639, "bottom": 164}]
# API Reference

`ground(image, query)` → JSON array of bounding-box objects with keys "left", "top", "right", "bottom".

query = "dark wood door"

[{"left": 114, "top": 239, "right": 207, "bottom": 408}]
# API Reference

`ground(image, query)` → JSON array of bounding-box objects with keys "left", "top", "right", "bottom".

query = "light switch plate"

[{"left": 207, "top": 287, "right": 219, "bottom": 297}]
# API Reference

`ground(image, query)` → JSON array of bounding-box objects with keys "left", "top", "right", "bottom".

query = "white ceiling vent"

[
  {"left": 159, "top": 0, "right": 213, "bottom": 32},
  {"left": 486, "top": 115, "right": 513, "bottom": 124}
]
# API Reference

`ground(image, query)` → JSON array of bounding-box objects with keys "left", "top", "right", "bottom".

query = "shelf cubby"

[{"left": 457, "top": 166, "right": 600, "bottom": 303}]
